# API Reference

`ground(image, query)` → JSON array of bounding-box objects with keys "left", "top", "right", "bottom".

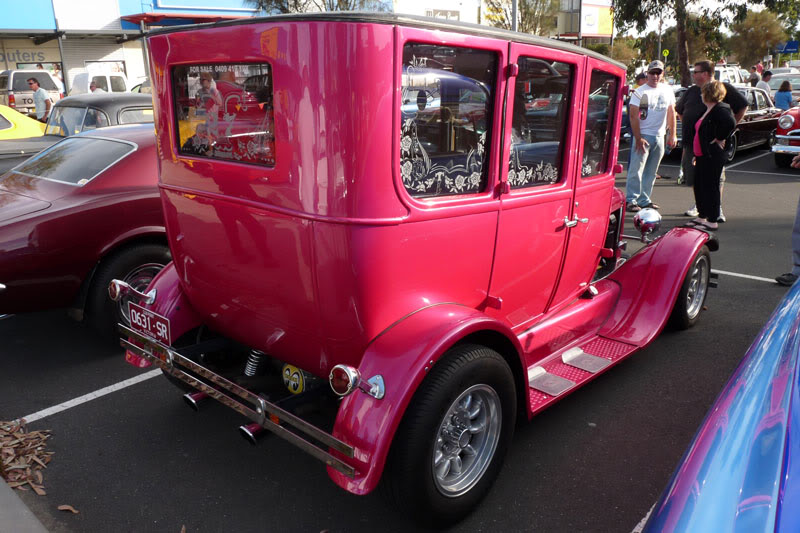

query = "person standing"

[
  {"left": 27, "top": 77, "right": 51, "bottom": 122},
  {"left": 775, "top": 80, "right": 793, "bottom": 110},
  {"left": 757, "top": 71, "right": 772, "bottom": 93},
  {"left": 675, "top": 60, "right": 747, "bottom": 221},
  {"left": 685, "top": 81, "right": 736, "bottom": 231},
  {"left": 625, "top": 60, "right": 677, "bottom": 212},
  {"left": 776, "top": 155, "right": 800, "bottom": 286},
  {"left": 749, "top": 66, "right": 761, "bottom": 87}
]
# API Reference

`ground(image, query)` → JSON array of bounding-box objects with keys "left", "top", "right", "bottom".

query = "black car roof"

[
  {"left": 146, "top": 12, "right": 625, "bottom": 70},
  {"left": 55, "top": 93, "right": 152, "bottom": 115}
]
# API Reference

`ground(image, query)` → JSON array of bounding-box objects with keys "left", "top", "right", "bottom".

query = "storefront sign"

[{"left": 0, "top": 49, "right": 47, "bottom": 63}]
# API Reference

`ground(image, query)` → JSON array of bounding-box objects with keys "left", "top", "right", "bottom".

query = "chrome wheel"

[
  {"left": 685, "top": 254, "right": 709, "bottom": 320},
  {"left": 432, "top": 384, "right": 501, "bottom": 497},
  {"left": 117, "top": 262, "right": 165, "bottom": 325}
]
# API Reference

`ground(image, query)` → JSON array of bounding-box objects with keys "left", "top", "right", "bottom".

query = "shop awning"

[{"left": 121, "top": 12, "right": 250, "bottom": 27}]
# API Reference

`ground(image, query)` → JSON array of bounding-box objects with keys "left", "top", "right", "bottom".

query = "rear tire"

[
  {"left": 775, "top": 153, "right": 793, "bottom": 168},
  {"left": 381, "top": 344, "right": 516, "bottom": 528},
  {"left": 669, "top": 246, "right": 710, "bottom": 330},
  {"left": 87, "top": 243, "right": 171, "bottom": 340},
  {"left": 724, "top": 134, "right": 737, "bottom": 163}
]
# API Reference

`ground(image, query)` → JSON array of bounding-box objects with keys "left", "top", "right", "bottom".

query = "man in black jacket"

[{"left": 676, "top": 60, "right": 747, "bottom": 221}]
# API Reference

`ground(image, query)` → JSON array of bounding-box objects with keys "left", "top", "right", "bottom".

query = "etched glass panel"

[
  {"left": 400, "top": 43, "right": 496, "bottom": 198},
  {"left": 508, "top": 58, "right": 572, "bottom": 188}
]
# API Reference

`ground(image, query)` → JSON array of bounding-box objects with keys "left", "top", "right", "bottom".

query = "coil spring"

[{"left": 244, "top": 349, "right": 266, "bottom": 377}]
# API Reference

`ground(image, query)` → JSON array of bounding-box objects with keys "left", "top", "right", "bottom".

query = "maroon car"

[{"left": 0, "top": 123, "right": 169, "bottom": 337}]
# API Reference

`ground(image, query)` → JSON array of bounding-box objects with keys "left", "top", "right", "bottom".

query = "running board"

[{"left": 527, "top": 337, "right": 638, "bottom": 416}]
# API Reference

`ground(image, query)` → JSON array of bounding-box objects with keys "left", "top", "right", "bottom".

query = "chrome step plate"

[
  {"left": 561, "top": 347, "right": 612, "bottom": 373},
  {"left": 528, "top": 367, "right": 575, "bottom": 397}
]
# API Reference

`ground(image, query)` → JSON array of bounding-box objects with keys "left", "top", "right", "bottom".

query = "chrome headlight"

[
  {"left": 779, "top": 114, "right": 795, "bottom": 130},
  {"left": 633, "top": 208, "right": 662, "bottom": 237}
]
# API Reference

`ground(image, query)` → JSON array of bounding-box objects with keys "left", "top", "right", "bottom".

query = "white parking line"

[
  {"left": 16, "top": 369, "right": 161, "bottom": 424},
  {"left": 712, "top": 269, "right": 778, "bottom": 284},
  {"left": 725, "top": 150, "right": 771, "bottom": 169},
  {"left": 724, "top": 168, "right": 800, "bottom": 177}
]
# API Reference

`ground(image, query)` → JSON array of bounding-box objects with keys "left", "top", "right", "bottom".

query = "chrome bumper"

[
  {"left": 119, "top": 324, "right": 356, "bottom": 477},
  {"left": 772, "top": 135, "right": 800, "bottom": 154}
]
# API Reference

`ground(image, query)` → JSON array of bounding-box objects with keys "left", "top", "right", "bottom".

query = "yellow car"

[{"left": 0, "top": 104, "right": 46, "bottom": 140}]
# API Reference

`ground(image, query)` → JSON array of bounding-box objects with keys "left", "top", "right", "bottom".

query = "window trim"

[
  {"left": 170, "top": 62, "right": 275, "bottom": 168},
  {"left": 11, "top": 135, "right": 138, "bottom": 187},
  {"left": 393, "top": 29, "right": 507, "bottom": 214}
]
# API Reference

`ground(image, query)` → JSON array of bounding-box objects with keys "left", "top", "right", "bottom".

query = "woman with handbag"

[{"left": 687, "top": 80, "right": 736, "bottom": 231}]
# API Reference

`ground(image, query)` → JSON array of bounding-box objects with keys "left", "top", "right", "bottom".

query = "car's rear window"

[
  {"left": 119, "top": 107, "right": 154, "bottom": 124},
  {"left": 111, "top": 75, "right": 127, "bottom": 92},
  {"left": 12, "top": 74, "right": 57, "bottom": 91},
  {"left": 14, "top": 137, "right": 135, "bottom": 185},
  {"left": 172, "top": 63, "right": 275, "bottom": 166}
]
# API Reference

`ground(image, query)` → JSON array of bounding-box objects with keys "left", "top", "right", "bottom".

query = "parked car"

[
  {"left": 0, "top": 123, "right": 169, "bottom": 337},
  {"left": 771, "top": 107, "right": 800, "bottom": 167},
  {"left": 69, "top": 71, "right": 130, "bottom": 95},
  {"left": 113, "top": 14, "right": 717, "bottom": 527},
  {"left": 674, "top": 86, "right": 781, "bottom": 161},
  {"left": 643, "top": 280, "right": 800, "bottom": 533},
  {"left": 766, "top": 73, "right": 800, "bottom": 104},
  {"left": 0, "top": 69, "right": 63, "bottom": 117},
  {"left": 0, "top": 104, "right": 46, "bottom": 140},
  {"left": 768, "top": 67, "right": 800, "bottom": 76},
  {"left": 0, "top": 92, "right": 153, "bottom": 173},
  {"left": 715, "top": 64, "right": 747, "bottom": 86}
]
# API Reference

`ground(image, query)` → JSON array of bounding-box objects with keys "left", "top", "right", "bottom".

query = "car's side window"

[
  {"left": 91, "top": 76, "right": 109, "bottom": 92},
  {"left": 746, "top": 91, "right": 757, "bottom": 111},
  {"left": 508, "top": 58, "right": 572, "bottom": 189},
  {"left": 755, "top": 90, "right": 767, "bottom": 110},
  {"left": 581, "top": 70, "right": 617, "bottom": 178},
  {"left": 0, "top": 114, "right": 11, "bottom": 131},
  {"left": 110, "top": 76, "right": 126, "bottom": 92},
  {"left": 119, "top": 108, "right": 154, "bottom": 124},
  {"left": 82, "top": 108, "right": 109, "bottom": 131},
  {"left": 400, "top": 43, "right": 497, "bottom": 198}
]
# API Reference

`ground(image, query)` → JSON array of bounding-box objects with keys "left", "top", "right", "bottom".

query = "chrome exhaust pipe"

[
  {"left": 239, "top": 422, "right": 267, "bottom": 445},
  {"left": 183, "top": 391, "right": 209, "bottom": 411}
]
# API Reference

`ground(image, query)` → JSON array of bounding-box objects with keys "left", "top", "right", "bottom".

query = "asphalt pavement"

[{"left": 1, "top": 144, "right": 798, "bottom": 532}]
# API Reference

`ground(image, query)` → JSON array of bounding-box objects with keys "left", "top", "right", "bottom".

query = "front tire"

[
  {"left": 775, "top": 153, "right": 793, "bottom": 168},
  {"left": 669, "top": 246, "right": 710, "bottom": 330},
  {"left": 381, "top": 344, "right": 516, "bottom": 528},
  {"left": 724, "top": 134, "right": 737, "bottom": 163},
  {"left": 87, "top": 243, "right": 171, "bottom": 340}
]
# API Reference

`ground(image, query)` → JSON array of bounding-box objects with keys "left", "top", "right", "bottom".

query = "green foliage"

[
  {"left": 728, "top": 10, "right": 787, "bottom": 68},
  {"left": 585, "top": 43, "right": 610, "bottom": 56},
  {"left": 484, "top": 0, "right": 560, "bottom": 35},
  {"left": 244, "top": 0, "right": 390, "bottom": 14}
]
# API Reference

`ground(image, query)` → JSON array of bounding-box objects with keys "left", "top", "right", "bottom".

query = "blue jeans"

[{"left": 626, "top": 134, "right": 664, "bottom": 206}]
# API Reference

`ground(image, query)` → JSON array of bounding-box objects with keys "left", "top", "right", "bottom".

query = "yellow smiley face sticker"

[{"left": 282, "top": 364, "right": 304, "bottom": 395}]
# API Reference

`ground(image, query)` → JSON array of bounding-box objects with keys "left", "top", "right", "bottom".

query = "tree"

[
  {"left": 728, "top": 10, "right": 787, "bottom": 69},
  {"left": 484, "top": 0, "right": 560, "bottom": 36},
  {"left": 763, "top": 0, "right": 800, "bottom": 37},
  {"left": 609, "top": 36, "right": 639, "bottom": 72},
  {"left": 614, "top": 0, "right": 767, "bottom": 87},
  {"left": 244, "top": 0, "right": 389, "bottom": 14}
]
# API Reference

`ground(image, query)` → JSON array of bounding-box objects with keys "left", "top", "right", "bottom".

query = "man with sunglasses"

[
  {"left": 675, "top": 61, "right": 747, "bottom": 220},
  {"left": 625, "top": 60, "right": 677, "bottom": 212},
  {"left": 27, "top": 77, "right": 51, "bottom": 123}
]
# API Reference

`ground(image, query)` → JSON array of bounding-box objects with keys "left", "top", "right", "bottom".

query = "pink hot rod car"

[{"left": 112, "top": 14, "right": 717, "bottom": 526}]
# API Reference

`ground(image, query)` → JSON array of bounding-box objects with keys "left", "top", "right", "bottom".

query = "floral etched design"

[
  {"left": 507, "top": 145, "right": 560, "bottom": 189},
  {"left": 400, "top": 117, "right": 487, "bottom": 197}
]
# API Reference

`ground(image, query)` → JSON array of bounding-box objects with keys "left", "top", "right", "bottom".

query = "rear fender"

[
  {"left": 140, "top": 261, "right": 202, "bottom": 343},
  {"left": 327, "top": 304, "right": 522, "bottom": 495},
  {"left": 601, "top": 227, "right": 710, "bottom": 346}
]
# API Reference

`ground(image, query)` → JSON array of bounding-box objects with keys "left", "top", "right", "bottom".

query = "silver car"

[{"left": 0, "top": 69, "right": 63, "bottom": 117}]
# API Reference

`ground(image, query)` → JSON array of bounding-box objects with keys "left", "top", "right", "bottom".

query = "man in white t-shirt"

[
  {"left": 757, "top": 71, "right": 772, "bottom": 93},
  {"left": 625, "top": 60, "right": 677, "bottom": 211}
]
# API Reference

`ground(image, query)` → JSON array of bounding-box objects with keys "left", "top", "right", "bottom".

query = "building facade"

[{"left": 1, "top": 0, "right": 258, "bottom": 93}]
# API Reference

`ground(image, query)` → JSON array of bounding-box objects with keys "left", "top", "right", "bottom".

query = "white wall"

[
  {"left": 53, "top": 0, "right": 122, "bottom": 31},
  {"left": 393, "top": 0, "right": 481, "bottom": 24}
]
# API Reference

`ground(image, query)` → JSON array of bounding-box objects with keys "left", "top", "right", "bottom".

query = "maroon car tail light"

[
  {"left": 329, "top": 365, "right": 385, "bottom": 399},
  {"left": 108, "top": 279, "right": 156, "bottom": 305}
]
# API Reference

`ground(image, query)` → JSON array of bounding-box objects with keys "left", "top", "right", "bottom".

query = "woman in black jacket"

[{"left": 688, "top": 80, "right": 737, "bottom": 231}]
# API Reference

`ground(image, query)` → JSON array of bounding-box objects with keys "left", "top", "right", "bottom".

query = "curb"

[{"left": 0, "top": 477, "right": 48, "bottom": 533}]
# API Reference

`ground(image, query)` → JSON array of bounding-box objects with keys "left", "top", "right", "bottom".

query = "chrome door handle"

[
  {"left": 563, "top": 216, "right": 578, "bottom": 228},
  {"left": 576, "top": 216, "right": 589, "bottom": 224}
]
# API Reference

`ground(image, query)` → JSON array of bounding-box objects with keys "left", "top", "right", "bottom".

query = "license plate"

[
  {"left": 778, "top": 138, "right": 789, "bottom": 145},
  {"left": 129, "top": 302, "right": 171, "bottom": 346}
]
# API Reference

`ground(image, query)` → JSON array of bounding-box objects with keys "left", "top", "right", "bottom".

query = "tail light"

[
  {"left": 329, "top": 365, "right": 361, "bottom": 396},
  {"left": 59, "top": 92, "right": 64, "bottom": 99},
  {"left": 8, "top": 93, "right": 15, "bottom": 108}
]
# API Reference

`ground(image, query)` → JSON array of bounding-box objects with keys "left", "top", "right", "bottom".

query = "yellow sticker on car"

[{"left": 282, "top": 364, "right": 304, "bottom": 394}]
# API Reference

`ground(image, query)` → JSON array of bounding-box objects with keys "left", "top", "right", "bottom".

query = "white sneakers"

[{"left": 684, "top": 205, "right": 726, "bottom": 222}]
